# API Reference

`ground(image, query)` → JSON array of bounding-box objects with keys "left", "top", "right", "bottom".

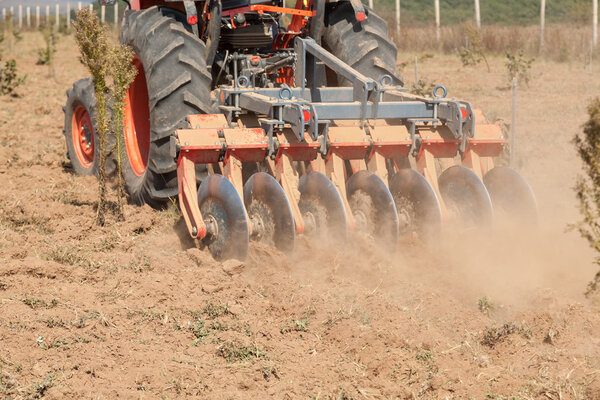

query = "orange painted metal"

[
  {"left": 223, "top": 128, "right": 268, "bottom": 163},
  {"left": 221, "top": 4, "right": 315, "bottom": 18},
  {"left": 177, "top": 154, "right": 206, "bottom": 240},
  {"left": 275, "top": 129, "right": 320, "bottom": 162},
  {"left": 325, "top": 152, "right": 356, "bottom": 230},
  {"left": 187, "top": 114, "right": 229, "bottom": 129},
  {"left": 369, "top": 123, "right": 412, "bottom": 159},
  {"left": 462, "top": 119, "right": 505, "bottom": 178},
  {"left": 123, "top": 57, "right": 151, "bottom": 177},
  {"left": 416, "top": 126, "right": 461, "bottom": 159},
  {"left": 252, "top": 4, "right": 315, "bottom": 16},
  {"left": 71, "top": 105, "right": 95, "bottom": 168},
  {"left": 176, "top": 128, "right": 222, "bottom": 164},
  {"left": 327, "top": 125, "right": 371, "bottom": 161},
  {"left": 268, "top": 153, "right": 306, "bottom": 234},
  {"left": 287, "top": 0, "right": 313, "bottom": 32}
]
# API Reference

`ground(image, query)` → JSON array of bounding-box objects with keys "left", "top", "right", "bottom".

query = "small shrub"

[
  {"left": 73, "top": 9, "right": 137, "bottom": 224},
  {"left": 457, "top": 22, "right": 490, "bottom": 71},
  {"left": 37, "top": 25, "right": 57, "bottom": 67},
  {"left": 31, "top": 374, "right": 54, "bottom": 398},
  {"left": 572, "top": 98, "right": 600, "bottom": 297},
  {"left": 202, "top": 301, "right": 230, "bottom": 319},
  {"left": 108, "top": 45, "right": 137, "bottom": 220},
  {"left": 505, "top": 50, "right": 534, "bottom": 87},
  {"left": 411, "top": 79, "right": 436, "bottom": 97},
  {"left": 218, "top": 341, "right": 266, "bottom": 363},
  {"left": 478, "top": 296, "right": 495, "bottom": 316},
  {"left": 74, "top": 9, "right": 111, "bottom": 225},
  {"left": 481, "top": 322, "right": 531, "bottom": 348},
  {"left": 280, "top": 317, "right": 309, "bottom": 333},
  {"left": 0, "top": 60, "right": 26, "bottom": 95}
]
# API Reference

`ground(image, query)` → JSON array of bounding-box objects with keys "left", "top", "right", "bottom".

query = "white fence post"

[
  {"left": 46, "top": 5, "right": 50, "bottom": 25},
  {"left": 368, "top": 0, "right": 373, "bottom": 10},
  {"left": 89, "top": 4, "right": 93, "bottom": 13},
  {"left": 474, "top": 0, "right": 481, "bottom": 28},
  {"left": 36, "top": 6, "right": 40, "bottom": 27},
  {"left": 55, "top": 3, "right": 60, "bottom": 28},
  {"left": 114, "top": 2, "right": 119, "bottom": 28},
  {"left": 1, "top": 9, "right": 5, "bottom": 23},
  {"left": 67, "top": 2, "right": 70, "bottom": 30},
  {"left": 594, "top": 0, "right": 598, "bottom": 47},
  {"left": 101, "top": 5, "right": 105, "bottom": 23},
  {"left": 18, "top": 5, "right": 22, "bottom": 29},
  {"left": 78, "top": 2, "right": 82, "bottom": 11},
  {"left": 435, "top": 0, "right": 440, "bottom": 42},
  {"left": 26, "top": 6, "right": 30, "bottom": 28},
  {"left": 510, "top": 77, "right": 517, "bottom": 168},
  {"left": 540, "top": 0, "right": 546, "bottom": 49},
  {"left": 395, "top": 0, "right": 400, "bottom": 37}
]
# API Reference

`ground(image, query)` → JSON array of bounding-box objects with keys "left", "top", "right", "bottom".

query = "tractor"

[{"left": 64, "top": 0, "right": 537, "bottom": 260}]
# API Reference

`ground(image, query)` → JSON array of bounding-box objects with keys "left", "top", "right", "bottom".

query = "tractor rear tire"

[
  {"left": 322, "top": 1, "right": 403, "bottom": 86},
  {"left": 63, "top": 78, "right": 103, "bottom": 176},
  {"left": 120, "top": 6, "right": 214, "bottom": 207}
]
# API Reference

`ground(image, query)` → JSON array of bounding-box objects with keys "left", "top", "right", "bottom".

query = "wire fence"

[
  {"left": 0, "top": 0, "right": 597, "bottom": 52},
  {"left": 0, "top": 2, "right": 120, "bottom": 30}
]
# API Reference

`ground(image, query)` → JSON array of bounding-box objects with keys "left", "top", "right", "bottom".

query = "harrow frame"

[{"left": 176, "top": 37, "right": 506, "bottom": 246}]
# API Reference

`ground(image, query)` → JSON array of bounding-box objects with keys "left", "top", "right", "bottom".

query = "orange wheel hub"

[
  {"left": 124, "top": 56, "right": 151, "bottom": 176},
  {"left": 72, "top": 105, "right": 95, "bottom": 167}
]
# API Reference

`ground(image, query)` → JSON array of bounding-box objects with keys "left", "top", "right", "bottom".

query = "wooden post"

[
  {"left": 101, "top": 5, "right": 105, "bottom": 23},
  {"left": 395, "top": 0, "right": 400, "bottom": 37},
  {"left": 474, "top": 0, "right": 481, "bottom": 28},
  {"left": 67, "top": 3, "right": 71, "bottom": 30},
  {"left": 414, "top": 56, "right": 419, "bottom": 86},
  {"left": 18, "top": 5, "right": 22, "bottom": 29},
  {"left": 55, "top": 3, "right": 60, "bottom": 28},
  {"left": 510, "top": 77, "right": 517, "bottom": 168},
  {"left": 36, "top": 6, "right": 40, "bottom": 28},
  {"left": 540, "top": 0, "right": 546, "bottom": 49},
  {"left": 594, "top": 0, "right": 598, "bottom": 47},
  {"left": 114, "top": 2, "right": 119, "bottom": 28},
  {"left": 26, "top": 7, "right": 30, "bottom": 28},
  {"left": 435, "top": 0, "right": 440, "bottom": 42}
]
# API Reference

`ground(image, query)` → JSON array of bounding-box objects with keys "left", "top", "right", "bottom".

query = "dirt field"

[{"left": 1, "top": 31, "right": 600, "bottom": 399}]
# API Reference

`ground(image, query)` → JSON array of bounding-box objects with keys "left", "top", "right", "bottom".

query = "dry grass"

[{"left": 383, "top": 15, "right": 596, "bottom": 63}]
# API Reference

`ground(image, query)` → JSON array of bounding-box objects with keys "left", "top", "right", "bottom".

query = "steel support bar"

[{"left": 237, "top": 90, "right": 435, "bottom": 122}]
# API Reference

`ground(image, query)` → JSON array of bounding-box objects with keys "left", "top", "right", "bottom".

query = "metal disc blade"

[
  {"left": 197, "top": 174, "right": 249, "bottom": 261},
  {"left": 298, "top": 171, "right": 348, "bottom": 242},
  {"left": 389, "top": 168, "right": 442, "bottom": 243},
  {"left": 244, "top": 172, "right": 296, "bottom": 253},
  {"left": 346, "top": 170, "right": 399, "bottom": 249},
  {"left": 483, "top": 166, "right": 538, "bottom": 227},
  {"left": 438, "top": 165, "right": 493, "bottom": 229}
]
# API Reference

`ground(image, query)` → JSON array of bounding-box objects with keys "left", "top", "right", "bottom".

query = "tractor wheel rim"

[
  {"left": 124, "top": 56, "right": 151, "bottom": 177},
  {"left": 71, "top": 105, "right": 95, "bottom": 167}
]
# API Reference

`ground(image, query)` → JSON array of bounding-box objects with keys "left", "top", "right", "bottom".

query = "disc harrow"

[{"left": 175, "top": 37, "right": 537, "bottom": 260}]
